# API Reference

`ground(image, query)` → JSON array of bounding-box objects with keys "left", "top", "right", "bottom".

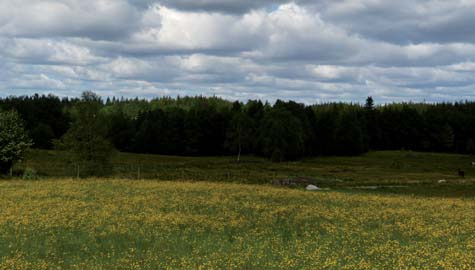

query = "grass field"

[
  {"left": 15, "top": 149, "right": 475, "bottom": 196},
  {"left": 1, "top": 179, "right": 474, "bottom": 269},
  {"left": 2, "top": 150, "right": 475, "bottom": 268}
]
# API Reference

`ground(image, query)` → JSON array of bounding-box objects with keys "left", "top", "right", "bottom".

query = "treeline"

[{"left": 1, "top": 93, "right": 475, "bottom": 161}]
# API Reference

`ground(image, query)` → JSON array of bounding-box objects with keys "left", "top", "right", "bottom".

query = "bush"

[
  {"left": 22, "top": 167, "right": 39, "bottom": 180},
  {"left": 271, "top": 149, "right": 284, "bottom": 163}
]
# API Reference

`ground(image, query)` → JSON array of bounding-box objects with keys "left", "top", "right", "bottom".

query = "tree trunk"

[{"left": 237, "top": 144, "right": 241, "bottom": 163}]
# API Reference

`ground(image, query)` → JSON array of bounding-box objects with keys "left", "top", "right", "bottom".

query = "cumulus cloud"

[
  {"left": 130, "top": 0, "right": 286, "bottom": 14},
  {"left": 0, "top": 0, "right": 474, "bottom": 103},
  {"left": 315, "top": 0, "right": 475, "bottom": 44},
  {"left": 129, "top": 5, "right": 264, "bottom": 53},
  {"left": 0, "top": 0, "right": 140, "bottom": 40},
  {"left": 0, "top": 38, "right": 106, "bottom": 65}
]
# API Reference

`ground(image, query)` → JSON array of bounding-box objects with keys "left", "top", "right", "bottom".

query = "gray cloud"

[
  {"left": 0, "top": 1, "right": 474, "bottom": 103},
  {"left": 316, "top": 0, "right": 475, "bottom": 45},
  {"left": 0, "top": 0, "right": 141, "bottom": 40},
  {"left": 130, "top": 0, "right": 285, "bottom": 14}
]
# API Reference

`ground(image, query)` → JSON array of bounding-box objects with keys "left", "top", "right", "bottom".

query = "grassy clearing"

[
  {"left": 15, "top": 149, "right": 475, "bottom": 196},
  {"left": 0, "top": 179, "right": 474, "bottom": 269}
]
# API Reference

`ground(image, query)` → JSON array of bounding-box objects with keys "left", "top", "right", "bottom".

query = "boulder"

[{"left": 306, "top": 184, "right": 321, "bottom": 191}]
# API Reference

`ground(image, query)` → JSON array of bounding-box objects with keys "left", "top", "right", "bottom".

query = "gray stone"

[{"left": 306, "top": 184, "right": 320, "bottom": 191}]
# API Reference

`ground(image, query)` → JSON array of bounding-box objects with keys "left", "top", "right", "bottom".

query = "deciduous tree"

[
  {"left": 56, "top": 92, "right": 114, "bottom": 177},
  {"left": 225, "top": 111, "right": 252, "bottom": 162},
  {"left": 0, "top": 110, "right": 32, "bottom": 175}
]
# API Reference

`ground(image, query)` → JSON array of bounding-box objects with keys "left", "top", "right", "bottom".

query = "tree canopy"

[
  {"left": 2, "top": 93, "right": 475, "bottom": 162},
  {"left": 55, "top": 92, "right": 114, "bottom": 177},
  {"left": 0, "top": 110, "right": 32, "bottom": 174}
]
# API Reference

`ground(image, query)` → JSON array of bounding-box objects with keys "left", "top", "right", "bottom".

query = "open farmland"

[{"left": 0, "top": 179, "right": 474, "bottom": 269}]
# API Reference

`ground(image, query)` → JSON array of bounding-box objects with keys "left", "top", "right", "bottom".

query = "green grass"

[
  {"left": 2, "top": 151, "right": 475, "bottom": 268},
  {"left": 14, "top": 149, "right": 475, "bottom": 196},
  {"left": 0, "top": 180, "right": 474, "bottom": 269}
]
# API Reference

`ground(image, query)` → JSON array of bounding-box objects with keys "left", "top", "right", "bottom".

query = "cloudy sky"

[{"left": 1, "top": 0, "right": 474, "bottom": 103}]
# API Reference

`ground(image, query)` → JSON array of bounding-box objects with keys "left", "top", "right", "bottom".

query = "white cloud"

[
  {"left": 10, "top": 73, "right": 66, "bottom": 90},
  {"left": 316, "top": 0, "right": 475, "bottom": 44},
  {"left": 0, "top": 0, "right": 140, "bottom": 40},
  {"left": 0, "top": 38, "right": 105, "bottom": 65},
  {"left": 0, "top": 1, "right": 474, "bottom": 103},
  {"left": 129, "top": 5, "right": 265, "bottom": 53}
]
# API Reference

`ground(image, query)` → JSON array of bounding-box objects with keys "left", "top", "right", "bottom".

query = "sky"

[{"left": 0, "top": 0, "right": 474, "bottom": 104}]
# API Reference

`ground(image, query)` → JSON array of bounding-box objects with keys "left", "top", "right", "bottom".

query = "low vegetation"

[
  {"left": 0, "top": 180, "right": 474, "bottom": 269},
  {"left": 13, "top": 149, "right": 475, "bottom": 195},
  {"left": 2, "top": 93, "right": 475, "bottom": 268}
]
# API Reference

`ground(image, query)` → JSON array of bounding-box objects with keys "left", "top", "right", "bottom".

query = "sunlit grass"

[{"left": 1, "top": 179, "right": 474, "bottom": 269}]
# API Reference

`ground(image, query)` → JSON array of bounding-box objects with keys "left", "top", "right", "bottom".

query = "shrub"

[{"left": 22, "top": 167, "right": 39, "bottom": 180}]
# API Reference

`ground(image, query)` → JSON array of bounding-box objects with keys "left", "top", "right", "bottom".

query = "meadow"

[
  {"left": 1, "top": 180, "right": 474, "bottom": 269},
  {"left": 1, "top": 150, "right": 474, "bottom": 269},
  {"left": 15, "top": 149, "right": 475, "bottom": 196}
]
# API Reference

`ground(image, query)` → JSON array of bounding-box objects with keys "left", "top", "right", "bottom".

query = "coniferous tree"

[
  {"left": 3, "top": 93, "right": 475, "bottom": 160},
  {"left": 245, "top": 100, "right": 265, "bottom": 154},
  {"left": 437, "top": 124, "right": 455, "bottom": 152},
  {"left": 105, "top": 109, "right": 134, "bottom": 152},
  {"left": 259, "top": 108, "right": 304, "bottom": 162},
  {"left": 334, "top": 110, "right": 365, "bottom": 155},
  {"left": 364, "top": 96, "right": 374, "bottom": 111},
  {"left": 466, "top": 138, "right": 475, "bottom": 155},
  {"left": 364, "top": 96, "right": 380, "bottom": 149}
]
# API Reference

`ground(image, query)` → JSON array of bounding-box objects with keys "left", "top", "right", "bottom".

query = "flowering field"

[{"left": 1, "top": 180, "right": 474, "bottom": 269}]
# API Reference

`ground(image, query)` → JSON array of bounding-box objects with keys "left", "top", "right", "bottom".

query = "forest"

[{"left": 1, "top": 92, "right": 475, "bottom": 162}]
